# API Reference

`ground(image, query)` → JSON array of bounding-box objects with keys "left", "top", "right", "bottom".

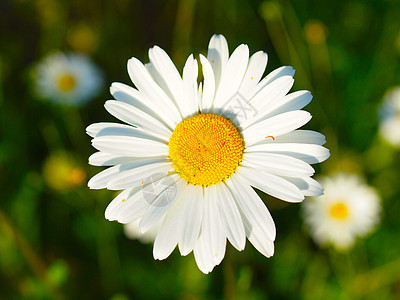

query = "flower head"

[
  {"left": 124, "top": 219, "right": 160, "bottom": 244},
  {"left": 43, "top": 151, "right": 86, "bottom": 191},
  {"left": 87, "top": 34, "right": 330, "bottom": 273},
  {"left": 379, "top": 86, "right": 400, "bottom": 147},
  {"left": 302, "top": 172, "right": 381, "bottom": 250},
  {"left": 35, "top": 52, "right": 103, "bottom": 106}
]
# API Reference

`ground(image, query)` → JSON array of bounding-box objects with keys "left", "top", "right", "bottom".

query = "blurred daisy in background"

[
  {"left": 43, "top": 151, "right": 86, "bottom": 191},
  {"left": 34, "top": 52, "right": 103, "bottom": 106},
  {"left": 87, "top": 34, "right": 330, "bottom": 273},
  {"left": 124, "top": 219, "right": 160, "bottom": 244},
  {"left": 302, "top": 172, "right": 381, "bottom": 250},
  {"left": 379, "top": 86, "right": 400, "bottom": 147}
]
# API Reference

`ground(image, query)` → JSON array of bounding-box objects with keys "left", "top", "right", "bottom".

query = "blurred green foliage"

[{"left": 1, "top": 0, "right": 400, "bottom": 299}]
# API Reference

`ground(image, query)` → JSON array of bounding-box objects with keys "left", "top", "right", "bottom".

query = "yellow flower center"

[
  {"left": 58, "top": 74, "right": 76, "bottom": 91},
  {"left": 169, "top": 113, "right": 244, "bottom": 186},
  {"left": 330, "top": 202, "right": 348, "bottom": 220},
  {"left": 68, "top": 167, "right": 86, "bottom": 186}
]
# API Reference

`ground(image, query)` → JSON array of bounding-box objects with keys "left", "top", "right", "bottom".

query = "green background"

[{"left": 1, "top": 0, "right": 400, "bottom": 299}]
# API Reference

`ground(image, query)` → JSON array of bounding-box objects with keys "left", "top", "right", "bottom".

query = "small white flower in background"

[
  {"left": 35, "top": 52, "right": 103, "bottom": 106},
  {"left": 124, "top": 219, "right": 160, "bottom": 244},
  {"left": 379, "top": 87, "right": 400, "bottom": 147},
  {"left": 87, "top": 34, "right": 330, "bottom": 273},
  {"left": 302, "top": 172, "right": 381, "bottom": 250}
]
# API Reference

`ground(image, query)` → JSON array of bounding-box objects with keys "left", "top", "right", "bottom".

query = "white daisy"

[
  {"left": 87, "top": 34, "right": 330, "bottom": 273},
  {"left": 302, "top": 172, "right": 381, "bottom": 250},
  {"left": 35, "top": 52, "right": 103, "bottom": 106},
  {"left": 379, "top": 86, "right": 400, "bottom": 147},
  {"left": 124, "top": 219, "right": 160, "bottom": 244}
]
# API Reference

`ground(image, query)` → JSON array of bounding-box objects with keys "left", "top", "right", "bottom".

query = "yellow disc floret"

[
  {"left": 330, "top": 202, "right": 349, "bottom": 220},
  {"left": 58, "top": 74, "right": 76, "bottom": 91},
  {"left": 169, "top": 113, "right": 244, "bottom": 186}
]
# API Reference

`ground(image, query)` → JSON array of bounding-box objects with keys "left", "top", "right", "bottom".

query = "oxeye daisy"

[
  {"left": 87, "top": 34, "right": 330, "bottom": 273},
  {"left": 302, "top": 172, "right": 381, "bottom": 250},
  {"left": 379, "top": 86, "right": 400, "bottom": 147},
  {"left": 124, "top": 219, "right": 160, "bottom": 244},
  {"left": 35, "top": 52, "right": 103, "bottom": 106}
]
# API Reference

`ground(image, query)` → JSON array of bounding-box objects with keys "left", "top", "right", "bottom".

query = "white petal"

[
  {"left": 153, "top": 187, "right": 189, "bottom": 260},
  {"left": 239, "top": 51, "right": 268, "bottom": 98},
  {"left": 241, "top": 76, "right": 294, "bottom": 128},
  {"left": 86, "top": 122, "right": 111, "bottom": 138},
  {"left": 178, "top": 185, "right": 204, "bottom": 256},
  {"left": 242, "top": 110, "right": 312, "bottom": 146},
  {"left": 182, "top": 54, "right": 199, "bottom": 117},
  {"left": 87, "top": 121, "right": 168, "bottom": 144},
  {"left": 261, "top": 90, "right": 313, "bottom": 119},
  {"left": 194, "top": 185, "right": 227, "bottom": 273},
  {"left": 245, "top": 143, "right": 330, "bottom": 164},
  {"left": 207, "top": 34, "right": 229, "bottom": 89},
  {"left": 250, "top": 66, "right": 295, "bottom": 99},
  {"left": 273, "top": 129, "right": 326, "bottom": 145},
  {"left": 104, "top": 100, "right": 172, "bottom": 140},
  {"left": 213, "top": 184, "right": 246, "bottom": 251},
  {"left": 91, "top": 135, "right": 169, "bottom": 157},
  {"left": 108, "top": 175, "right": 185, "bottom": 224},
  {"left": 139, "top": 178, "right": 186, "bottom": 233},
  {"left": 88, "top": 152, "right": 137, "bottom": 166},
  {"left": 148, "top": 46, "right": 185, "bottom": 112},
  {"left": 247, "top": 228, "right": 275, "bottom": 258},
  {"left": 106, "top": 161, "right": 173, "bottom": 190},
  {"left": 193, "top": 199, "right": 227, "bottom": 274},
  {"left": 105, "top": 186, "right": 149, "bottom": 223},
  {"left": 193, "top": 234, "right": 215, "bottom": 274},
  {"left": 242, "top": 152, "right": 315, "bottom": 177},
  {"left": 236, "top": 167, "right": 304, "bottom": 203},
  {"left": 199, "top": 54, "right": 216, "bottom": 112},
  {"left": 88, "top": 164, "right": 122, "bottom": 189},
  {"left": 229, "top": 168, "right": 276, "bottom": 258},
  {"left": 284, "top": 176, "right": 324, "bottom": 196},
  {"left": 197, "top": 81, "right": 203, "bottom": 108},
  {"left": 105, "top": 187, "right": 140, "bottom": 220},
  {"left": 213, "top": 44, "right": 249, "bottom": 109},
  {"left": 127, "top": 57, "right": 182, "bottom": 128},
  {"left": 88, "top": 158, "right": 167, "bottom": 189},
  {"left": 226, "top": 174, "right": 276, "bottom": 241},
  {"left": 110, "top": 82, "right": 167, "bottom": 122}
]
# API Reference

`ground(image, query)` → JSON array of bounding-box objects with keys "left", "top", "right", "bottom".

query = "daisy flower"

[
  {"left": 87, "top": 34, "right": 330, "bottom": 273},
  {"left": 379, "top": 86, "right": 400, "bottom": 147},
  {"left": 124, "top": 219, "right": 160, "bottom": 244},
  {"left": 35, "top": 52, "right": 103, "bottom": 106},
  {"left": 302, "top": 172, "right": 381, "bottom": 250},
  {"left": 43, "top": 151, "right": 86, "bottom": 191}
]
